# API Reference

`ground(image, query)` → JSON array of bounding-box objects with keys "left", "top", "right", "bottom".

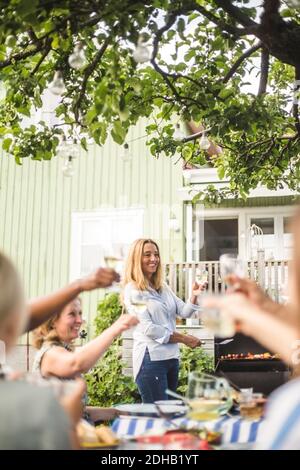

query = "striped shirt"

[{"left": 256, "top": 377, "right": 300, "bottom": 450}]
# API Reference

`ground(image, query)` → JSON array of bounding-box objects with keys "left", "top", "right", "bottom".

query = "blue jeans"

[{"left": 136, "top": 349, "right": 179, "bottom": 403}]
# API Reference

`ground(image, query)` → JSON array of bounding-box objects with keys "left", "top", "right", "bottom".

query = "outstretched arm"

[
  {"left": 39, "top": 314, "right": 139, "bottom": 378},
  {"left": 26, "top": 267, "right": 119, "bottom": 331}
]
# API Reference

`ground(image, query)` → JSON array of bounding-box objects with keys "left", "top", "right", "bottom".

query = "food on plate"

[
  {"left": 77, "top": 420, "right": 99, "bottom": 444},
  {"left": 137, "top": 428, "right": 222, "bottom": 449},
  {"left": 76, "top": 419, "right": 119, "bottom": 447},
  {"left": 95, "top": 425, "right": 119, "bottom": 445}
]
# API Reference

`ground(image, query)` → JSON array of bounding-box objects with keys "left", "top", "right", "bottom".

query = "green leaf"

[
  {"left": 217, "top": 166, "right": 225, "bottom": 180},
  {"left": 111, "top": 120, "right": 126, "bottom": 145},
  {"left": 177, "top": 18, "right": 185, "bottom": 33},
  {"left": 218, "top": 87, "right": 235, "bottom": 100},
  {"left": 2, "top": 137, "right": 12, "bottom": 152},
  {"left": 80, "top": 137, "right": 88, "bottom": 152}
]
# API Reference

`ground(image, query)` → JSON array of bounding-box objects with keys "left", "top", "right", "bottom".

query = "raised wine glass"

[
  {"left": 130, "top": 290, "right": 149, "bottom": 315},
  {"left": 103, "top": 245, "right": 124, "bottom": 292},
  {"left": 219, "top": 253, "right": 245, "bottom": 280}
]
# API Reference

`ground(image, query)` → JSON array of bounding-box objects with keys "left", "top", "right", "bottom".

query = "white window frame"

[
  {"left": 186, "top": 204, "right": 295, "bottom": 262},
  {"left": 69, "top": 208, "right": 144, "bottom": 280},
  {"left": 246, "top": 212, "right": 293, "bottom": 260}
]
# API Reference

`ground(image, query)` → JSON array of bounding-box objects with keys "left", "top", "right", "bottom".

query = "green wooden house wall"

[{"left": 0, "top": 119, "right": 185, "bottom": 342}]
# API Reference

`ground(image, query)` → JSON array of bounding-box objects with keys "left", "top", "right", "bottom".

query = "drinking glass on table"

[
  {"left": 187, "top": 372, "right": 232, "bottom": 421},
  {"left": 239, "top": 390, "right": 266, "bottom": 420}
]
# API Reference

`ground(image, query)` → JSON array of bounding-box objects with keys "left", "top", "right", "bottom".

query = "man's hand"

[
  {"left": 226, "top": 275, "right": 266, "bottom": 303},
  {"left": 80, "top": 267, "right": 120, "bottom": 291},
  {"left": 183, "top": 334, "right": 202, "bottom": 349}
]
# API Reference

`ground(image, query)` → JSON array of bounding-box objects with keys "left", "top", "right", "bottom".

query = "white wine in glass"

[
  {"left": 130, "top": 291, "right": 148, "bottom": 315},
  {"left": 103, "top": 247, "right": 123, "bottom": 292},
  {"left": 195, "top": 268, "right": 208, "bottom": 284},
  {"left": 202, "top": 305, "right": 235, "bottom": 338},
  {"left": 103, "top": 256, "right": 120, "bottom": 270}
]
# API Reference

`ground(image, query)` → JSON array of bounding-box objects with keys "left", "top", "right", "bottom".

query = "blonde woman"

[
  {"left": 123, "top": 239, "right": 205, "bottom": 403},
  {"left": 32, "top": 297, "right": 138, "bottom": 423},
  {"left": 0, "top": 251, "right": 83, "bottom": 449}
]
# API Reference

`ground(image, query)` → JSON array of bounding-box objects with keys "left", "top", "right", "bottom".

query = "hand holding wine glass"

[
  {"left": 219, "top": 253, "right": 245, "bottom": 286},
  {"left": 103, "top": 246, "right": 124, "bottom": 292},
  {"left": 190, "top": 268, "right": 208, "bottom": 298},
  {"left": 130, "top": 290, "right": 149, "bottom": 315}
]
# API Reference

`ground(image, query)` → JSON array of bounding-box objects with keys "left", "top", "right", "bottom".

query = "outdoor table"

[{"left": 111, "top": 414, "right": 265, "bottom": 446}]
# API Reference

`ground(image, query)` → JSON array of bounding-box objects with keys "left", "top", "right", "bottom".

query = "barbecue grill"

[{"left": 215, "top": 333, "right": 290, "bottom": 395}]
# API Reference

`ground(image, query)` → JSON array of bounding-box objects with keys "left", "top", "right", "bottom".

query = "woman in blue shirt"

[{"left": 123, "top": 238, "right": 205, "bottom": 404}]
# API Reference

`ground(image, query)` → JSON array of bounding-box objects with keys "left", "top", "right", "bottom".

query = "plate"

[
  {"left": 218, "top": 442, "right": 255, "bottom": 450},
  {"left": 154, "top": 400, "right": 185, "bottom": 406},
  {"left": 81, "top": 440, "right": 120, "bottom": 449},
  {"left": 115, "top": 403, "right": 188, "bottom": 417}
]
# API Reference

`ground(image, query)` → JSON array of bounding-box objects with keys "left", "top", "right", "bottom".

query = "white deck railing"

[{"left": 164, "top": 260, "right": 290, "bottom": 302}]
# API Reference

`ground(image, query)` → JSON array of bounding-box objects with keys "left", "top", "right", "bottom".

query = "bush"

[
  {"left": 85, "top": 293, "right": 214, "bottom": 406},
  {"left": 85, "top": 293, "right": 139, "bottom": 407},
  {"left": 177, "top": 344, "right": 214, "bottom": 396}
]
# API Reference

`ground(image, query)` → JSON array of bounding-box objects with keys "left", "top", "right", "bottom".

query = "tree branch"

[
  {"left": 150, "top": 10, "right": 182, "bottom": 100},
  {"left": 223, "top": 42, "right": 262, "bottom": 84},
  {"left": 30, "top": 39, "right": 52, "bottom": 76},
  {"left": 193, "top": 4, "right": 247, "bottom": 37},
  {"left": 0, "top": 44, "right": 45, "bottom": 69},
  {"left": 293, "top": 66, "right": 300, "bottom": 135},
  {"left": 214, "top": 0, "right": 259, "bottom": 28},
  {"left": 74, "top": 37, "right": 110, "bottom": 122},
  {"left": 257, "top": 47, "right": 270, "bottom": 95}
]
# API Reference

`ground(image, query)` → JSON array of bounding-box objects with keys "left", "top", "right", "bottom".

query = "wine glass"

[
  {"left": 195, "top": 267, "right": 208, "bottom": 290},
  {"left": 187, "top": 372, "right": 232, "bottom": 421},
  {"left": 201, "top": 294, "right": 235, "bottom": 338},
  {"left": 130, "top": 290, "right": 149, "bottom": 315},
  {"left": 103, "top": 245, "right": 124, "bottom": 292},
  {"left": 219, "top": 253, "right": 245, "bottom": 280}
]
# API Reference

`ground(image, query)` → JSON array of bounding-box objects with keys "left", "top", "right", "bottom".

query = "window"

[
  {"left": 248, "top": 214, "right": 293, "bottom": 260},
  {"left": 251, "top": 218, "right": 274, "bottom": 235},
  {"left": 250, "top": 217, "right": 276, "bottom": 260},
  {"left": 200, "top": 218, "right": 238, "bottom": 261},
  {"left": 70, "top": 209, "right": 144, "bottom": 279}
]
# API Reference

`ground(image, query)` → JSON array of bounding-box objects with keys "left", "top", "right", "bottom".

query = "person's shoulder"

[
  {"left": 268, "top": 377, "right": 300, "bottom": 412},
  {"left": 1, "top": 380, "right": 54, "bottom": 403},
  {"left": 0, "top": 381, "right": 71, "bottom": 449},
  {"left": 0, "top": 380, "right": 67, "bottom": 424}
]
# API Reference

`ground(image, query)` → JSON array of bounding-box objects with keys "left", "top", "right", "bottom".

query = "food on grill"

[{"left": 220, "top": 352, "right": 280, "bottom": 360}]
